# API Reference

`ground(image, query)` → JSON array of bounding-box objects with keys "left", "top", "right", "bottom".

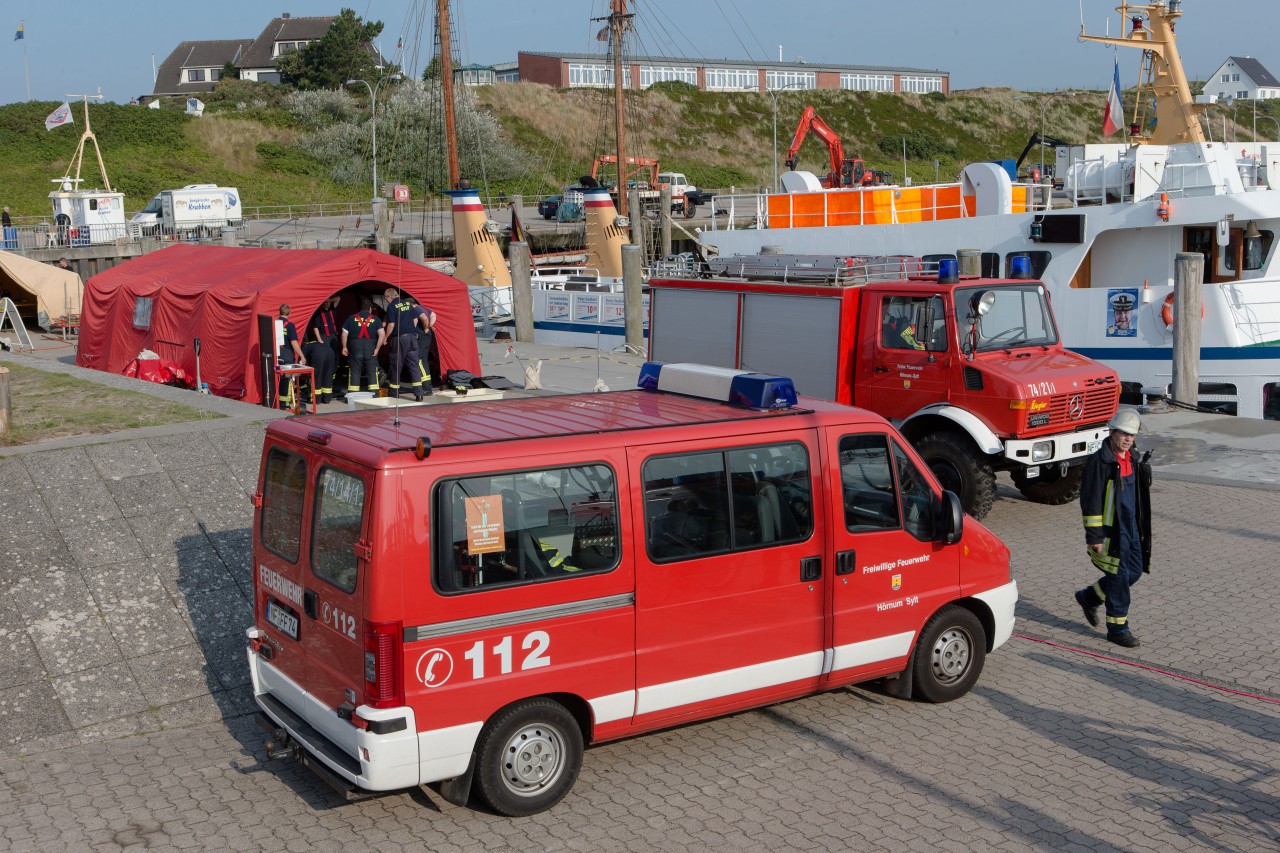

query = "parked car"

[{"left": 537, "top": 195, "right": 563, "bottom": 219}]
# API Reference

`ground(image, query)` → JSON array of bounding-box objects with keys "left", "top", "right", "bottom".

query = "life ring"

[{"left": 1161, "top": 292, "right": 1205, "bottom": 326}]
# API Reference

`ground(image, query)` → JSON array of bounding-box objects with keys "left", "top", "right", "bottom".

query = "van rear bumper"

[
  {"left": 246, "top": 634, "right": 420, "bottom": 792},
  {"left": 972, "top": 580, "right": 1018, "bottom": 651}
]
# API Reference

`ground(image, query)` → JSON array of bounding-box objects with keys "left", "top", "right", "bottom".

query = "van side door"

[
  {"left": 630, "top": 432, "right": 826, "bottom": 727},
  {"left": 821, "top": 428, "right": 959, "bottom": 687}
]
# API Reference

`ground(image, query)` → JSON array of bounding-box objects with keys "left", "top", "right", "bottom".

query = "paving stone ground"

[{"left": 1, "top": 343, "right": 1278, "bottom": 850}]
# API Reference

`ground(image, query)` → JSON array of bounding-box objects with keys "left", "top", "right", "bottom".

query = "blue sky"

[{"left": 3, "top": 1, "right": 1278, "bottom": 105}]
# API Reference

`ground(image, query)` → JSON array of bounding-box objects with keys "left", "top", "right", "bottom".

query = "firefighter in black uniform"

[
  {"left": 276, "top": 304, "right": 305, "bottom": 410},
  {"left": 316, "top": 296, "right": 344, "bottom": 390},
  {"left": 1074, "top": 409, "right": 1153, "bottom": 648},
  {"left": 342, "top": 297, "right": 386, "bottom": 393},
  {"left": 304, "top": 308, "right": 340, "bottom": 403},
  {"left": 411, "top": 295, "right": 439, "bottom": 394},
  {"left": 382, "top": 287, "right": 430, "bottom": 400}
]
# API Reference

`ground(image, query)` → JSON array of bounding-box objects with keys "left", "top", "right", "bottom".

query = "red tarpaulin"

[{"left": 77, "top": 244, "right": 481, "bottom": 402}]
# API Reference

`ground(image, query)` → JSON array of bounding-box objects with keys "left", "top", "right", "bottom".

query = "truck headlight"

[{"left": 1032, "top": 440, "right": 1054, "bottom": 461}]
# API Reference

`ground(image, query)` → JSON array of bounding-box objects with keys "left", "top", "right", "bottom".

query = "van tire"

[
  {"left": 914, "top": 431, "right": 996, "bottom": 520},
  {"left": 1011, "top": 464, "right": 1083, "bottom": 505},
  {"left": 912, "top": 605, "right": 986, "bottom": 703},
  {"left": 472, "top": 698, "right": 583, "bottom": 816}
]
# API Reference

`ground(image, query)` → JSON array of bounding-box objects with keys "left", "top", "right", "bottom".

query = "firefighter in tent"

[
  {"left": 305, "top": 309, "right": 340, "bottom": 403},
  {"left": 342, "top": 296, "right": 386, "bottom": 393},
  {"left": 382, "top": 287, "right": 430, "bottom": 399}
]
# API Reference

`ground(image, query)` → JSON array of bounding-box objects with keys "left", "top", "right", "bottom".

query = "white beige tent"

[{"left": 0, "top": 251, "right": 83, "bottom": 329}]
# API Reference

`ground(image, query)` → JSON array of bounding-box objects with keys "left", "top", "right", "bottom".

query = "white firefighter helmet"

[{"left": 1108, "top": 409, "right": 1141, "bottom": 435}]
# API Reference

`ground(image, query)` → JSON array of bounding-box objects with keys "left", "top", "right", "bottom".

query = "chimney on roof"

[{"left": 282, "top": 12, "right": 290, "bottom": 18}]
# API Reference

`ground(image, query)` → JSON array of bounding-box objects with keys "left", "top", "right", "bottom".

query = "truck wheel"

[
  {"left": 912, "top": 605, "right": 986, "bottom": 703},
  {"left": 1011, "top": 464, "right": 1083, "bottom": 505},
  {"left": 472, "top": 698, "right": 583, "bottom": 816},
  {"left": 914, "top": 432, "right": 996, "bottom": 520},
  {"left": 684, "top": 201, "right": 696, "bottom": 219}
]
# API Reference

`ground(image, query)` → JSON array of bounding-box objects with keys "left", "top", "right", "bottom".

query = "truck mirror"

[{"left": 938, "top": 490, "right": 964, "bottom": 544}]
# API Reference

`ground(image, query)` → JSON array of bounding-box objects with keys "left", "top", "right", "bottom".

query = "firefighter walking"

[
  {"left": 383, "top": 287, "right": 431, "bottom": 400},
  {"left": 1074, "top": 409, "right": 1153, "bottom": 648},
  {"left": 342, "top": 297, "right": 386, "bottom": 393}
]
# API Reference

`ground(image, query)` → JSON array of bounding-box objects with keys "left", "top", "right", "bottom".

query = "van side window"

[
  {"left": 838, "top": 434, "right": 901, "bottom": 531},
  {"left": 262, "top": 448, "right": 307, "bottom": 562},
  {"left": 311, "top": 468, "right": 365, "bottom": 593},
  {"left": 892, "top": 440, "right": 936, "bottom": 542},
  {"left": 435, "top": 464, "right": 619, "bottom": 593},
  {"left": 644, "top": 443, "right": 812, "bottom": 561}
]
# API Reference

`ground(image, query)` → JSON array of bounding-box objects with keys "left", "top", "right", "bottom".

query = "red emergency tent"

[{"left": 77, "top": 244, "right": 481, "bottom": 401}]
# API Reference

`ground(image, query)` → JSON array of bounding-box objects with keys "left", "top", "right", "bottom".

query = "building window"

[
  {"left": 705, "top": 67, "right": 757, "bottom": 90},
  {"left": 1222, "top": 73, "right": 1231, "bottom": 83},
  {"left": 1239, "top": 90, "right": 1249, "bottom": 99},
  {"left": 901, "top": 75, "right": 943, "bottom": 94},
  {"left": 187, "top": 69, "right": 205, "bottom": 83},
  {"left": 274, "top": 41, "right": 306, "bottom": 57},
  {"left": 210, "top": 68, "right": 221, "bottom": 82},
  {"left": 639, "top": 65, "right": 698, "bottom": 88},
  {"left": 841, "top": 72, "right": 894, "bottom": 92},
  {"left": 765, "top": 70, "right": 815, "bottom": 90},
  {"left": 1232, "top": 73, "right": 1241, "bottom": 82},
  {"left": 568, "top": 62, "right": 629, "bottom": 88}
]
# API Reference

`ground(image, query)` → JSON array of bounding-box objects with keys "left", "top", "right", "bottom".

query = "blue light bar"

[
  {"left": 637, "top": 362, "right": 798, "bottom": 410},
  {"left": 1010, "top": 254, "right": 1032, "bottom": 278}
]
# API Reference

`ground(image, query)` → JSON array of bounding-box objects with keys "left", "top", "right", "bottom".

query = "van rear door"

[
  {"left": 631, "top": 432, "right": 826, "bottom": 726},
  {"left": 822, "top": 429, "right": 959, "bottom": 686}
]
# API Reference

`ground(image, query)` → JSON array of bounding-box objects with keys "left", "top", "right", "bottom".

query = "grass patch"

[{"left": 0, "top": 363, "right": 223, "bottom": 446}]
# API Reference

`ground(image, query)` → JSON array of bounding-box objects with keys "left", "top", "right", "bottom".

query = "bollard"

[
  {"left": 1171, "top": 252, "right": 1204, "bottom": 408},
  {"left": 629, "top": 189, "right": 643, "bottom": 245},
  {"left": 221, "top": 226, "right": 238, "bottom": 247},
  {"left": 510, "top": 241, "right": 533, "bottom": 343},
  {"left": 373, "top": 197, "right": 390, "bottom": 254},
  {"left": 622, "top": 244, "right": 644, "bottom": 354},
  {"left": 957, "top": 249, "right": 982, "bottom": 277},
  {"left": 406, "top": 239, "right": 425, "bottom": 266}
]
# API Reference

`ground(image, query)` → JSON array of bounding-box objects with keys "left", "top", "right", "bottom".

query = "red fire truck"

[
  {"left": 248, "top": 362, "right": 1017, "bottom": 815},
  {"left": 647, "top": 256, "right": 1120, "bottom": 518}
]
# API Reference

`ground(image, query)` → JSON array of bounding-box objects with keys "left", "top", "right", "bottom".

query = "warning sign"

[{"left": 465, "top": 496, "right": 504, "bottom": 554}]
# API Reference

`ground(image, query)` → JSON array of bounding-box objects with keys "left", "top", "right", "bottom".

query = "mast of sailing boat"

[
  {"left": 438, "top": 0, "right": 460, "bottom": 189},
  {"left": 609, "top": 0, "right": 631, "bottom": 218}
]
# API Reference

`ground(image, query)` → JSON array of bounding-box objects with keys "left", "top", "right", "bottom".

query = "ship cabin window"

[
  {"left": 1185, "top": 226, "right": 1273, "bottom": 281},
  {"left": 1264, "top": 384, "right": 1280, "bottom": 421}
]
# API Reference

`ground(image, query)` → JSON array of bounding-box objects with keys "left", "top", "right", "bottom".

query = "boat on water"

[{"left": 698, "top": 0, "right": 1280, "bottom": 420}]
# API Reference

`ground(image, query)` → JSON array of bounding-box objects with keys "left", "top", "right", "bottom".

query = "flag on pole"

[
  {"left": 45, "top": 102, "right": 73, "bottom": 131},
  {"left": 14, "top": 23, "right": 23, "bottom": 41},
  {"left": 1102, "top": 57, "right": 1124, "bottom": 137}
]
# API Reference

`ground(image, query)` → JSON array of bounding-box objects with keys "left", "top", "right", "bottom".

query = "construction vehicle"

[
  {"left": 1014, "top": 132, "right": 1071, "bottom": 183},
  {"left": 784, "top": 106, "right": 891, "bottom": 189}
]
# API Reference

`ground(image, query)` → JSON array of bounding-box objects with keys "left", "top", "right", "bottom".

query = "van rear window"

[
  {"left": 262, "top": 448, "right": 307, "bottom": 562},
  {"left": 311, "top": 467, "right": 365, "bottom": 593},
  {"left": 435, "top": 464, "right": 619, "bottom": 593}
]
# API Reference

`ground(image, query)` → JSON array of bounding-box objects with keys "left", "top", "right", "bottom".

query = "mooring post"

[
  {"left": 510, "top": 241, "right": 533, "bottom": 343},
  {"left": 0, "top": 366, "right": 10, "bottom": 438},
  {"left": 622, "top": 244, "right": 644, "bottom": 353},
  {"left": 1171, "top": 251, "right": 1204, "bottom": 408},
  {"left": 659, "top": 187, "right": 673, "bottom": 259}
]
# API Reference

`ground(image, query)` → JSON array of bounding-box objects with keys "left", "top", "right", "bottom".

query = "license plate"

[
  {"left": 1087, "top": 439, "right": 1103, "bottom": 454},
  {"left": 267, "top": 600, "right": 300, "bottom": 640}
]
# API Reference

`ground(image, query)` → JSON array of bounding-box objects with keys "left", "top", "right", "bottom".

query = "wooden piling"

[{"left": 1171, "top": 252, "right": 1204, "bottom": 407}]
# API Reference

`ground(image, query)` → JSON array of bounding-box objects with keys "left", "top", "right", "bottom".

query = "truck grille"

[{"left": 1045, "top": 388, "right": 1115, "bottom": 428}]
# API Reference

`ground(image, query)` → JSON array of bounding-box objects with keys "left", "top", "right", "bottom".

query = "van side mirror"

[{"left": 937, "top": 490, "right": 964, "bottom": 544}]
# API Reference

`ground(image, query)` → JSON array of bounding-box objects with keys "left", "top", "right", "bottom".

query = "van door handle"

[
  {"left": 800, "top": 556, "right": 821, "bottom": 582},
  {"left": 836, "top": 550, "right": 856, "bottom": 575},
  {"left": 304, "top": 589, "right": 318, "bottom": 619},
  {"left": 873, "top": 366, "right": 890, "bottom": 373}
]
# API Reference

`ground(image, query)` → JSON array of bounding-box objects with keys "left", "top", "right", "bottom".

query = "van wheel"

[
  {"left": 912, "top": 605, "right": 986, "bottom": 703},
  {"left": 472, "top": 698, "right": 583, "bottom": 816},
  {"left": 1011, "top": 464, "right": 1083, "bottom": 505},
  {"left": 914, "top": 431, "right": 995, "bottom": 520}
]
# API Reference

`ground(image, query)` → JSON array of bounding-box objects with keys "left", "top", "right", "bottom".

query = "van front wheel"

[
  {"left": 472, "top": 698, "right": 583, "bottom": 816},
  {"left": 912, "top": 605, "right": 986, "bottom": 703}
]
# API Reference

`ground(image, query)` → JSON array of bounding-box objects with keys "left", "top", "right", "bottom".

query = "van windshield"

[
  {"left": 141, "top": 196, "right": 162, "bottom": 215},
  {"left": 957, "top": 284, "right": 1059, "bottom": 352}
]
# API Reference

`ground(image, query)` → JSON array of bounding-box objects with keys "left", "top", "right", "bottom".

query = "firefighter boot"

[
  {"left": 1074, "top": 588, "right": 1100, "bottom": 628},
  {"left": 1107, "top": 630, "right": 1140, "bottom": 649}
]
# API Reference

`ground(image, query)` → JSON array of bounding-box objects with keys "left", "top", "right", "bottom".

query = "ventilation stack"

[
  {"left": 583, "top": 187, "right": 627, "bottom": 279},
  {"left": 449, "top": 188, "right": 511, "bottom": 288}
]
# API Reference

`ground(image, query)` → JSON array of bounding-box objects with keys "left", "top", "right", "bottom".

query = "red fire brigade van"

[{"left": 248, "top": 363, "right": 1017, "bottom": 816}]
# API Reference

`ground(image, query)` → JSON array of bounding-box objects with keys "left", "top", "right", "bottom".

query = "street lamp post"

[
  {"left": 767, "top": 82, "right": 802, "bottom": 192},
  {"left": 346, "top": 73, "right": 403, "bottom": 200},
  {"left": 1257, "top": 114, "right": 1280, "bottom": 141}
]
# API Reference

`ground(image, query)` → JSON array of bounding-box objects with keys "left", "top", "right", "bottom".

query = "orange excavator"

[{"left": 784, "top": 106, "right": 890, "bottom": 188}]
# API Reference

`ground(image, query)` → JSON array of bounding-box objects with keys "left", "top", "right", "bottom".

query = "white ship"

[{"left": 699, "top": 1, "right": 1280, "bottom": 419}]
